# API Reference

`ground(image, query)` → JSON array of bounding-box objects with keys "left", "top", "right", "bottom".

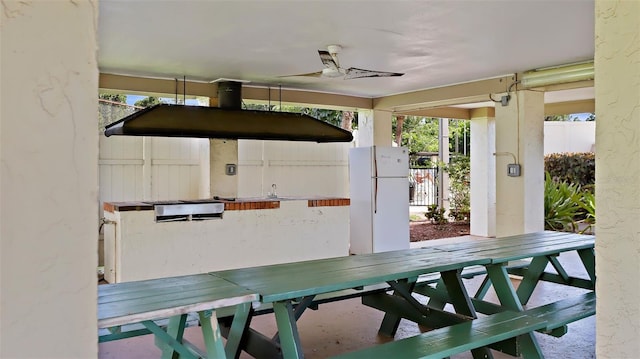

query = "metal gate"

[{"left": 410, "top": 167, "right": 439, "bottom": 206}]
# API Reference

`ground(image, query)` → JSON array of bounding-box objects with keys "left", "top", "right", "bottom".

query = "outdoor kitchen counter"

[
  {"left": 104, "top": 197, "right": 350, "bottom": 212},
  {"left": 102, "top": 197, "right": 350, "bottom": 283}
]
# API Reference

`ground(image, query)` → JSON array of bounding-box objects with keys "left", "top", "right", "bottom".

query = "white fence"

[
  {"left": 99, "top": 121, "right": 594, "bottom": 217},
  {"left": 544, "top": 121, "right": 595, "bottom": 154},
  {"left": 99, "top": 136, "right": 352, "bottom": 217}
]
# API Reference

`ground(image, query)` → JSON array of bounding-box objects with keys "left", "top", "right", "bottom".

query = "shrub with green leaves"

[
  {"left": 426, "top": 204, "right": 448, "bottom": 225},
  {"left": 544, "top": 152, "right": 595, "bottom": 187},
  {"left": 444, "top": 155, "right": 470, "bottom": 222},
  {"left": 544, "top": 172, "right": 595, "bottom": 233},
  {"left": 544, "top": 172, "right": 583, "bottom": 232}
]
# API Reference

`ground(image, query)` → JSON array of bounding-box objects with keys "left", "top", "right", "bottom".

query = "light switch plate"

[
  {"left": 507, "top": 163, "right": 521, "bottom": 177},
  {"left": 225, "top": 164, "right": 237, "bottom": 176}
]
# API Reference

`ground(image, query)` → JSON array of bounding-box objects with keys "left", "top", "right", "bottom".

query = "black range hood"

[{"left": 104, "top": 81, "right": 353, "bottom": 143}]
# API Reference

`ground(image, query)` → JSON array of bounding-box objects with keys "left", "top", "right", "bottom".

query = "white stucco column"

[
  {"left": 1, "top": 1, "right": 98, "bottom": 358},
  {"left": 206, "top": 97, "right": 239, "bottom": 198},
  {"left": 357, "top": 110, "right": 393, "bottom": 147},
  {"left": 494, "top": 90, "right": 545, "bottom": 237},
  {"left": 209, "top": 139, "right": 239, "bottom": 198},
  {"left": 470, "top": 108, "right": 496, "bottom": 237},
  {"left": 439, "top": 119, "right": 450, "bottom": 211},
  {"left": 595, "top": 1, "right": 640, "bottom": 357}
]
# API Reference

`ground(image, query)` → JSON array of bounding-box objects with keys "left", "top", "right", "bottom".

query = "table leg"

[
  {"left": 516, "top": 256, "right": 550, "bottom": 305},
  {"left": 378, "top": 278, "right": 416, "bottom": 336},
  {"left": 486, "top": 264, "right": 543, "bottom": 359},
  {"left": 441, "top": 270, "right": 494, "bottom": 359},
  {"left": 160, "top": 314, "right": 188, "bottom": 359},
  {"left": 224, "top": 302, "right": 253, "bottom": 359},
  {"left": 578, "top": 248, "right": 596, "bottom": 284},
  {"left": 474, "top": 275, "right": 492, "bottom": 299},
  {"left": 199, "top": 310, "right": 226, "bottom": 359},
  {"left": 142, "top": 317, "right": 198, "bottom": 359},
  {"left": 273, "top": 300, "right": 304, "bottom": 359},
  {"left": 426, "top": 277, "right": 447, "bottom": 310}
]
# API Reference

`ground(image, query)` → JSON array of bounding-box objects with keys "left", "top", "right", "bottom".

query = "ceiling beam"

[
  {"left": 373, "top": 76, "right": 516, "bottom": 111},
  {"left": 545, "top": 99, "right": 595, "bottom": 116},
  {"left": 99, "top": 73, "right": 217, "bottom": 98},
  {"left": 395, "top": 107, "right": 471, "bottom": 120},
  {"left": 242, "top": 86, "right": 372, "bottom": 110},
  {"left": 99, "top": 73, "right": 372, "bottom": 110}
]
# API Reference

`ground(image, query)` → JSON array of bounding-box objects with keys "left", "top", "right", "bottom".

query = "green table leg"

[
  {"left": 516, "top": 256, "right": 550, "bottom": 305},
  {"left": 142, "top": 318, "right": 197, "bottom": 359},
  {"left": 159, "top": 314, "right": 188, "bottom": 359},
  {"left": 441, "top": 270, "right": 494, "bottom": 359},
  {"left": 273, "top": 300, "right": 304, "bottom": 359},
  {"left": 199, "top": 310, "right": 226, "bottom": 359},
  {"left": 378, "top": 278, "right": 416, "bottom": 336},
  {"left": 486, "top": 264, "right": 543, "bottom": 359},
  {"left": 548, "top": 255, "right": 570, "bottom": 283},
  {"left": 474, "top": 275, "right": 492, "bottom": 299},
  {"left": 578, "top": 248, "right": 596, "bottom": 285},
  {"left": 426, "top": 277, "right": 447, "bottom": 310},
  {"left": 224, "top": 302, "right": 253, "bottom": 359}
]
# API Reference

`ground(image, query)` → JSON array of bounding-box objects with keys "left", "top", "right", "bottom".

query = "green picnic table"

[
  {"left": 388, "top": 231, "right": 596, "bottom": 358},
  {"left": 98, "top": 273, "right": 259, "bottom": 359},
  {"left": 98, "top": 231, "right": 595, "bottom": 359},
  {"left": 210, "top": 248, "right": 494, "bottom": 359}
]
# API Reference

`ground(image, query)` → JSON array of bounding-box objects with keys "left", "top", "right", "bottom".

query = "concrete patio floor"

[{"left": 99, "top": 236, "right": 595, "bottom": 359}]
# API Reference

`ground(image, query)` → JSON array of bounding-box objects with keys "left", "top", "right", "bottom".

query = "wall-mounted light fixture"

[{"left": 520, "top": 61, "right": 594, "bottom": 89}]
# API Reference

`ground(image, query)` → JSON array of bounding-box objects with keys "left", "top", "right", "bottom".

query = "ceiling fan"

[{"left": 284, "top": 45, "right": 404, "bottom": 80}]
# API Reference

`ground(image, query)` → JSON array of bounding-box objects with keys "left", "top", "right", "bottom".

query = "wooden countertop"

[{"left": 104, "top": 197, "right": 350, "bottom": 212}]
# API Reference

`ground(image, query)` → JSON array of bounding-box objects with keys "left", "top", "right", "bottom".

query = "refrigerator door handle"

[{"left": 373, "top": 146, "right": 378, "bottom": 214}]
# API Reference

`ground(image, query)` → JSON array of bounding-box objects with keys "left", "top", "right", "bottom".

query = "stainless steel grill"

[{"left": 154, "top": 202, "right": 224, "bottom": 222}]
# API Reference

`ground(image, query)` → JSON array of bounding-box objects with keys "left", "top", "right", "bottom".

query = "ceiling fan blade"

[
  {"left": 318, "top": 50, "right": 339, "bottom": 70},
  {"left": 278, "top": 71, "right": 324, "bottom": 78},
  {"left": 343, "top": 67, "right": 404, "bottom": 80}
]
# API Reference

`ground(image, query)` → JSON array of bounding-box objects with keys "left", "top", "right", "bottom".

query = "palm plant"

[{"left": 544, "top": 172, "right": 583, "bottom": 232}]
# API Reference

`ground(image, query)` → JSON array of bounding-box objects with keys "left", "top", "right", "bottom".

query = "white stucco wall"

[
  {"left": 1, "top": 1, "right": 98, "bottom": 358},
  {"left": 595, "top": 0, "right": 640, "bottom": 357}
]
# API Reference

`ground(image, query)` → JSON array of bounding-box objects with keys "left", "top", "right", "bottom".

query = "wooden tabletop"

[
  {"left": 98, "top": 273, "right": 259, "bottom": 328},
  {"left": 428, "top": 231, "right": 595, "bottom": 263},
  {"left": 210, "top": 248, "right": 491, "bottom": 303}
]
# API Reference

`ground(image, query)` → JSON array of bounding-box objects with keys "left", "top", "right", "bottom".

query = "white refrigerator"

[{"left": 349, "top": 146, "right": 410, "bottom": 254}]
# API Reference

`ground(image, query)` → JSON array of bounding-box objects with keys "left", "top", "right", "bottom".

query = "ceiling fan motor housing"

[{"left": 322, "top": 68, "right": 343, "bottom": 78}]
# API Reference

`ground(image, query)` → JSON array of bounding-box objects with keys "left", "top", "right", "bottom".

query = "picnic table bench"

[{"left": 332, "top": 291, "right": 595, "bottom": 359}]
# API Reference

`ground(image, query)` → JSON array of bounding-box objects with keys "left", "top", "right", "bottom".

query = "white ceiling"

[{"left": 98, "top": 0, "right": 595, "bottom": 99}]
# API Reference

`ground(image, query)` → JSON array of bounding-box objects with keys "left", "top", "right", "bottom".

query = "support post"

[
  {"left": 470, "top": 108, "right": 496, "bottom": 237},
  {"left": 494, "top": 90, "right": 545, "bottom": 237}
]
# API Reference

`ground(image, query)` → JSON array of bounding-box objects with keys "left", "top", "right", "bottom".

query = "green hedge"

[{"left": 544, "top": 152, "right": 595, "bottom": 187}]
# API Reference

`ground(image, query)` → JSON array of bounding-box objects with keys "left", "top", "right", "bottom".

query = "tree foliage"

[
  {"left": 444, "top": 155, "right": 470, "bottom": 221},
  {"left": 392, "top": 116, "right": 440, "bottom": 153},
  {"left": 134, "top": 96, "right": 161, "bottom": 108},
  {"left": 449, "top": 119, "right": 470, "bottom": 155},
  {"left": 545, "top": 113, "right": 595, "bottom": 121},
  {"left": 98, "top": 93, "right": 132, "bottom": 130},
  {"left": 242, "top": 103, "right": 355, "bottom": 129}
]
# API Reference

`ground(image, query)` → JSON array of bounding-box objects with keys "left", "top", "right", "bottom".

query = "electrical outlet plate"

[
  {"left": 507, "top": 163, "right": 521, "bottom": 177},
  {"left": 225, "top": 164, "right": 237, "bottom": 176}
]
